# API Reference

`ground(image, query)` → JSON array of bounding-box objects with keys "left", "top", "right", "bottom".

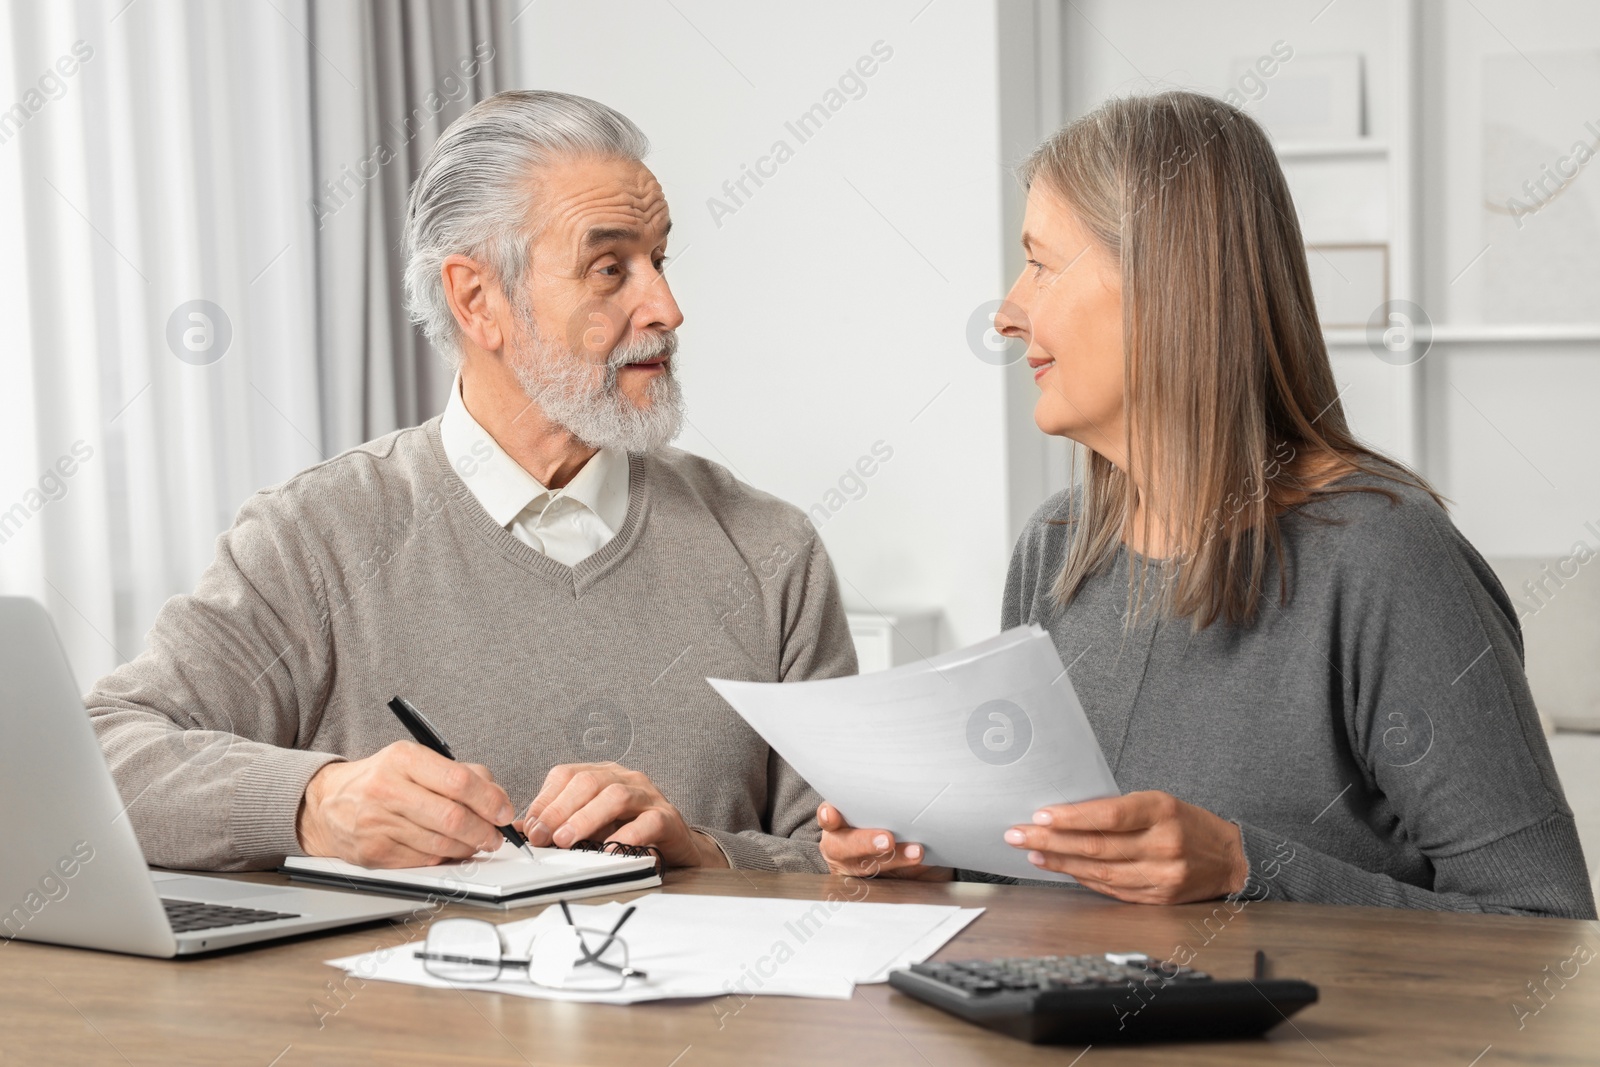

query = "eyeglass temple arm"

[
  {"left": 581, "top": 904, "right": 638, "bottom": 963},
  {"left": 559, "top": 898, "right": 623, "bottom": 963}
]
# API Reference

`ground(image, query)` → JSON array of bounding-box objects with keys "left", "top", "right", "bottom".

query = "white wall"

[{"left": 516, "top": 1, "right": 1033, "bottom": 651}]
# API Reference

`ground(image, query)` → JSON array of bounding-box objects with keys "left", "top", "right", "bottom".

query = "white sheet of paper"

[
  {"left": 709, "top": 625, "right": 1119, "bottom": 882},
  {"left": 326, "top": 894, "right": 983, "bottom": 1004}
]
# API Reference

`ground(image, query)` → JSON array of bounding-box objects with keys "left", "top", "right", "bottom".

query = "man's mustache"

[{"left": 607, "top": 328, "right": 677, "bottom": 370}]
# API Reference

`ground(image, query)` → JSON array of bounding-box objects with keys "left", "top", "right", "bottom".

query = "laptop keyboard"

[{"left": 161, "top": 897, "right": 301, "bottom": 933}]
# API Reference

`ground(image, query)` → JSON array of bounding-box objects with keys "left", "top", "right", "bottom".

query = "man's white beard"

[{"left": 508, "top": 312, "right": 685, "bottom": 453}]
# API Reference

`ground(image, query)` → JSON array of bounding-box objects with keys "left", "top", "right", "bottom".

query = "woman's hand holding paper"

[
  {"left": 816, "top": 803, "right": 954, "bottom": 881},
  {"left": 1005, "top": 791, "right": 1249, "bottom": 904}
]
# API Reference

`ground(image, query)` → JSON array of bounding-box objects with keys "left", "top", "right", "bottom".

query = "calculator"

[{"left": 888, "top": 951, "right": 1318, "bottom": 1044}]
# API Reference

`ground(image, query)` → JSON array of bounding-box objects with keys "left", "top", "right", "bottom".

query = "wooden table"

[{"left": 3, "top": 868, "right": 1597, "bottom": 1066}]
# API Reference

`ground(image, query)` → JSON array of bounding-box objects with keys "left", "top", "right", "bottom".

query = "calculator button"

[{"left": 1104, "top": 952, "right": 1151, "bottom": 967}]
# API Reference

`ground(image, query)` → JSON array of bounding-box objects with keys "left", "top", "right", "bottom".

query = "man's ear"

[{"left": 441, "top": 254, "right": 507, "bottom": 355}]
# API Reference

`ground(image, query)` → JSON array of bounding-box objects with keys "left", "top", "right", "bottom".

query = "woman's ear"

[{"left": 441, "top": 254, "right": 507, "bottom": 355}]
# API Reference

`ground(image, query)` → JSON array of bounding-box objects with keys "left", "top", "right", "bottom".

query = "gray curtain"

[{"left": 308, "top": 0, "right": 516, "bottom": 452}]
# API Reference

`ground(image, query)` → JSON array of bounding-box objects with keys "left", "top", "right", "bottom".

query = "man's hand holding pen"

[{"left": 295, "top": 741, "right": 516, "bottom": 868}]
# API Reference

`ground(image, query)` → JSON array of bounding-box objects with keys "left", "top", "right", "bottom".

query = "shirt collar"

[{"left": 439, "top": 375, "right": 629, "bottom": 534}]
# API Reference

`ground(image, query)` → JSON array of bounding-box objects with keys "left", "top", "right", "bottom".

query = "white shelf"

[
  {"left": 1323, "top": 324, "right": 1600, "bottom": 347},
  {"left": 1430, "top": 324, "right": 1600, "bottom": 344},
  {"left": 1274, "top": 139, "right": 1389, "bottom": 161}
]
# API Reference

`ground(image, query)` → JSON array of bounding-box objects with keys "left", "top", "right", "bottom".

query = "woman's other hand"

[
  {"left": 817, "top": 803, "right": 953, "bottom": 881},
  {"left": 1006, "top": 791, "right": 1249, "bottom": 904}
]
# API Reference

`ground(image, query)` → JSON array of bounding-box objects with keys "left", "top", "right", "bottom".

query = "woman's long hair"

[{"left": 1021, "top": 91, "right": 1439, "bottom": 629}]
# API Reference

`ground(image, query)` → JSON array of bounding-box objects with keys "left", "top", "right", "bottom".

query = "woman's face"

[{"left": 996, "top": 184, "right": 1126, "bottom": 466}]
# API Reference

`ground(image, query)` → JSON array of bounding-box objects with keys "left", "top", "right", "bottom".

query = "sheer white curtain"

[
  {"left": 0, "top": 0, "right": 513, "bottom": 690},
  {"left": 308, "top": 0, "right": 514, "bottom": 445}
]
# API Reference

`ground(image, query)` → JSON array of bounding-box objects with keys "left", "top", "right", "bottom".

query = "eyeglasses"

[{"left": 414, "top": 901, "right": 647, "bottom": 993}]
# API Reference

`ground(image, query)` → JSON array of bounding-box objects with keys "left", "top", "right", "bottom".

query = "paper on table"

[
  {"left": 860, "top": 906, "right": 984, "bottom": 984},
  {"left": 326, "top": 894, "right": 983, "bottom": 1004},
  {"left": 708, "top": 624, "right": 1119, "bottom": 882}
]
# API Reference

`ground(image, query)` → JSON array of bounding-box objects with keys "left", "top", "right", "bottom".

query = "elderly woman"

[{"left": 818, "top": 91, "right": 1594, "bottom": 918}]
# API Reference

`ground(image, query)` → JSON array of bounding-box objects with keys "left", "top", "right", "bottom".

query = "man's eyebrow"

[
  {"left": 582, "top": 217, "right": 673, "bottom": 249},
  {"left": 582, "top": 225, "right": 638, "bottom": 248}
]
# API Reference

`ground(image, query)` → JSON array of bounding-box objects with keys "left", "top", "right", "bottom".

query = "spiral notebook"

[{"left": 282, "top": 840, "right": 663, "bottom": 910}]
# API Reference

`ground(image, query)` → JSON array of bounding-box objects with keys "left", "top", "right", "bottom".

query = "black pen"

[{"left": 387, "top": 696, "right": 534, "bottom": 859}]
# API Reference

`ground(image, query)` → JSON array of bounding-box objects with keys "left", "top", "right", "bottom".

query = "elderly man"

[{"left": 88, "top": 91, "right": 854, "bottom": 873}]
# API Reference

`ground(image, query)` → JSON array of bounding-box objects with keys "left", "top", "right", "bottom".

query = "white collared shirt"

[{"left": 439, "top": 377, "right": 630, "bottom": 567}]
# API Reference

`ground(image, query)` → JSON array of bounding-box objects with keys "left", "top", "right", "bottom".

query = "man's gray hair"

[{"left": 402, "top": 90, "right": 650, "bottom": 363}]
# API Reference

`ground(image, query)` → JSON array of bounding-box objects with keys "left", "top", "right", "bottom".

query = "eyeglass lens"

[
  {"left": 526, "top": 926, "right": 631, "bottom": 992},
  {"left": 420, "top": 917, "right": 504, "bottom": 983}
]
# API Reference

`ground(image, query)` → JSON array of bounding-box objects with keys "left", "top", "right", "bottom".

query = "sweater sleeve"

[
  {"left": 1235, "top": 813, "right": 1592, "bottom": 916},
  {"left": 1239, "top": 496, "right": 1595, "bottom": 918},
  {"left": 693, "top": 522, "right": 858, "bottom": 874},
  {"left": 86, "top": 491, "right": 340, "bottom": 871}
]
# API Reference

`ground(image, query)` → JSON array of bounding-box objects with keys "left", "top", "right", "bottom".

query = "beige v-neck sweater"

[{"left": 87, "top": 419, "right": 857, "bottom": 873}]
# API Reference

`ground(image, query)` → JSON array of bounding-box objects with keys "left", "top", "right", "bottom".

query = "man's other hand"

[{"left": 517, "top": 763, "right": 728, "bottom": 868}]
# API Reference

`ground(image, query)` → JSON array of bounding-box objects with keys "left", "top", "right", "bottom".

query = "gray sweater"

[
  {"left": 1002, "top": 474, "right": 1596, "bottom": 918},
  {"left": 87, "top": 419, "right": 856, "bottom": 873}
]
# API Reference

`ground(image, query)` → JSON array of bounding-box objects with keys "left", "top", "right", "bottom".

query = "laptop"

[{"left": 0, "top": 596, "right": 415, "bottom": 956}]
